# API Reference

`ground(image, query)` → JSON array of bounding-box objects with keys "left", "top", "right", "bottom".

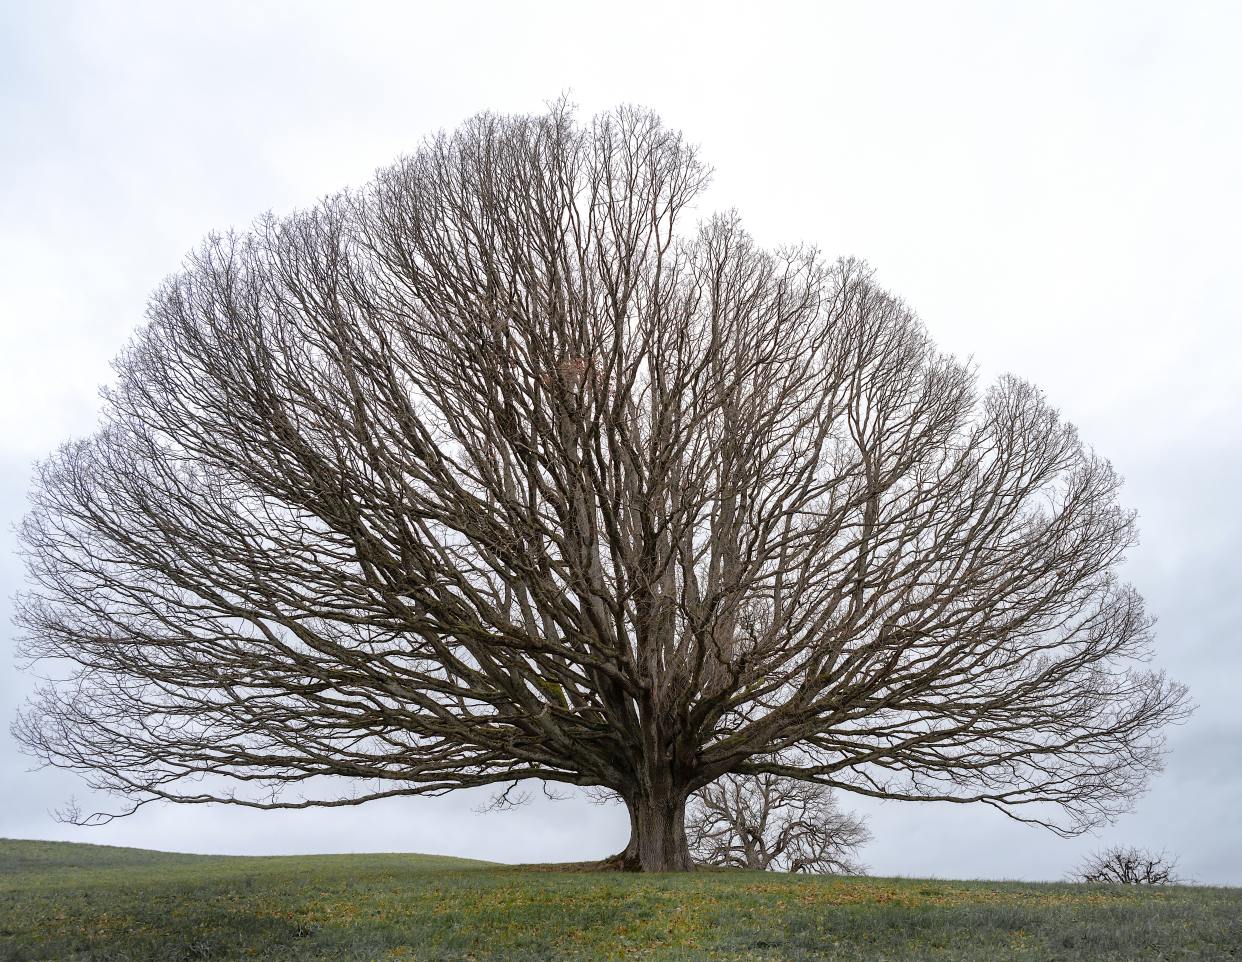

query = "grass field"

[{"left": 2, "top": 838, "right": 1239, "bottom": 961}]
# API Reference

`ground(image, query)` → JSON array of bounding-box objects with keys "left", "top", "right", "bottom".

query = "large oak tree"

[{"left": 14, "top": 104, "right": 1189, "bottom": 870}]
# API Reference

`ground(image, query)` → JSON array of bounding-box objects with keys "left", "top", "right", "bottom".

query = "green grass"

[{"left": 1, "top": 838, "right": 1239, "bottom": 961}]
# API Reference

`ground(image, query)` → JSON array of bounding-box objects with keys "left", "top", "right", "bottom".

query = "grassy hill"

[
  {"left": 0, "top": 838, "right": 220, "bottom": 872},
  {"left": 1, "top": 838, "right": 1238, "bottom": 961},
  {"left": 0, "top": 837, "right": 488, "bottom": 875}
]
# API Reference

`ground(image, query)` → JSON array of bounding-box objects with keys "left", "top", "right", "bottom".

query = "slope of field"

[
  {"left": 1, "top": 838, "right": 1238, "bottom": 961},
  {"left": 0, "top": 837, "right": 488, "bottom": 876},
  {"left": 0, "top": 838, "right": 220, "bottom": 873}
]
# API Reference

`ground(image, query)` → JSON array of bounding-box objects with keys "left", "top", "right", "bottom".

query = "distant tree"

[
  {"left": 687, "top": 773, "right": 868, "bottom": 873},
  {"left": 14, "top": 102, "right": 1190, "bottom": 871},
  {"left": 1071, "top": 846, "right": 1181, "bottom": 884}
]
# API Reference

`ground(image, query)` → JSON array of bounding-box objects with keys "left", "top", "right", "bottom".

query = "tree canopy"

[{"left": 14, "top": 103, "right": 1189, "bottom": 870}]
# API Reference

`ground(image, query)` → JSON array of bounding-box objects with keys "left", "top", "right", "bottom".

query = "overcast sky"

[{"left": 2, "top": 1, "right": 1240, "bottom": 884}]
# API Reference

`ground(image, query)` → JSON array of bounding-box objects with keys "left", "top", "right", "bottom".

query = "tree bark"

[
  {"left": 602, "top": 790, "right": 692, "bottom": 871},
  {"left": 627, "top": 785, "right": 693, "bottom": 872}
]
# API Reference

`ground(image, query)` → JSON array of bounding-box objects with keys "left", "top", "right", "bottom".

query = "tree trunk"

[
  {"left": 600, "top": 784, "right": 692, "bottom": 872},
  {"left": 628, "top": 786, "right": 693, "bottom": 872}
]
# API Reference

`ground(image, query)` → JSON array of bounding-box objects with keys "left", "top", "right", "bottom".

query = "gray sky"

[{"left": 2, "top": 0, "right": 1240, "bottom": 883}]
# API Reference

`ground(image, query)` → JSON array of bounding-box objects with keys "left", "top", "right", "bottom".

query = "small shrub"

[{"left": 1070, "top": 845, "right": 1182, "bottom": 884}]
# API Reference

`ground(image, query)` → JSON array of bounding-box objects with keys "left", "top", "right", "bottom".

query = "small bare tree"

[
  {"left": 687, "top": 773, "right": 869, "bottom": 873},
  {"left": 13, "top": 102, "right": 1191, "bottom": 871},
  {"left": 1071, "top": 846, "right": 1181, "bottom": 884}
]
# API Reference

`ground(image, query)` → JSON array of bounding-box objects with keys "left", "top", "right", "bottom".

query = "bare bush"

[
  {"left": 688, "top": 773, "right": 869, "bottom": 873},
  {"left": 1071, "top": 846, "right": 1181, "bottom": 884},
  {"left": 14, "top": 102, "right": 1190, "bottom": 871}
]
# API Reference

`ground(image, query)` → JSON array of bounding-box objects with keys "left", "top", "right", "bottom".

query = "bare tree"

[
  {"left": 13, "top": 103, "right": 1190, "bottom": 871},
  {"left": 687, "top": 772, "right": 868, "bottom": 873},
  {"left": 1071, "top": 846, "right": 1181, "bottom": 884}
]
